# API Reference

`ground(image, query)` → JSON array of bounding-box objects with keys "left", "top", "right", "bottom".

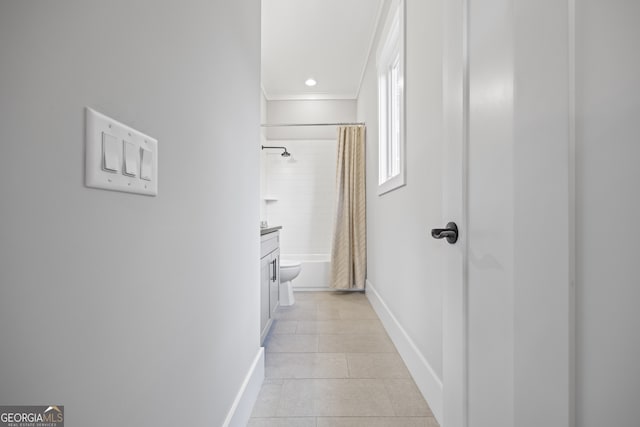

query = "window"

[{"left": 377, "top": 0, "right": 405, "bottom": 195}]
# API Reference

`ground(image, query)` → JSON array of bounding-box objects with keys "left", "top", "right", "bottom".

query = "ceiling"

[{"left": 261, "top": 0, "right": 385, "bottom": 100}]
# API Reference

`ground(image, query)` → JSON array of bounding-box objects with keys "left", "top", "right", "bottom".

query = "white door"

[{"left": 441, "top": 1, "right": 573, "bottom": 426}]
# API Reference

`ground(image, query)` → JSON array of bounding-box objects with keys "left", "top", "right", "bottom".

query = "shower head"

[{"left": 262, "top": 145, "right": 292, "bottom": 158}]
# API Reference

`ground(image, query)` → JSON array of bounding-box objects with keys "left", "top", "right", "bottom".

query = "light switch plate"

[{"left": 85, "top": 107, "right": 158, "bottom": 196}]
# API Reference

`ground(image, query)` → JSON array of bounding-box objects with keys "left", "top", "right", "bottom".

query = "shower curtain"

[{"left": 330, "top": 126, "right": 366, "bottom": 290}]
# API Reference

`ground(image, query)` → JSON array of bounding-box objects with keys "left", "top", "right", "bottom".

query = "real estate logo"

[{"left": 0, "top": 405, "right": 64, "bottom": 427}]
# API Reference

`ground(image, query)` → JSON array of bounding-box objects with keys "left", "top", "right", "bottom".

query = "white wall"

[
  {"left": 358, "top": 0, "right": 445, "bottom": 417},
  {"left": 576, "top": 1, "right": 640, "bottom": 425},
  {"left": 265, "top": 99, "right": 357, "bottom": 140},
  {"left": 0, "top": 1, "right": 261, "bottom": 426}
]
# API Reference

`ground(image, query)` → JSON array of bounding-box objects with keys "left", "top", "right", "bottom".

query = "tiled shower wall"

[{"left": 263, "top": 139, "right": 337, "bottom": 255}]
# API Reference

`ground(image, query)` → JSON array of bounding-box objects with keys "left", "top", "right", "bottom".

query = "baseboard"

[
  {"left": 223, "top": 347, "right": 265, "bottom": 427},
  {"left": 366, "top": 279, "right": 443, "bottom": 424}
]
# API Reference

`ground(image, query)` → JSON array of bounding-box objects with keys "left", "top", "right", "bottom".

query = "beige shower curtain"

[{"left": 330, "top": 126, "right": 366, "bottom": 290}]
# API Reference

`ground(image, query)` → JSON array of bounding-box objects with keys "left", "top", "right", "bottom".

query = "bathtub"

[{"left": 280, "top": 254, "right": 331, "bottom": 290}]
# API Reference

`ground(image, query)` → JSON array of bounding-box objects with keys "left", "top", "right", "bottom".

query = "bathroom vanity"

[{"left": 260, "top": 227, "right": 281, "bottom": 344}]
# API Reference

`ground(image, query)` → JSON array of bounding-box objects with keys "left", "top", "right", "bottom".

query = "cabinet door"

[
  {"left": 260, "top": 255, "right": 271, "bottom": 342},
  {"left": 269, "top": 250, "right": 280, "bottom": 316}
]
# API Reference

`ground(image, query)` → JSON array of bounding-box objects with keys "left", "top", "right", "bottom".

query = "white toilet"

[{"left": 279, "top": 260, "right": 301, "bottom": 306}]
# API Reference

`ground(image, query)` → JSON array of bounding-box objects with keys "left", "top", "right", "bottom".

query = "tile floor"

[{"left": 248, "top": 291, "right": 440, "bottom": 427}]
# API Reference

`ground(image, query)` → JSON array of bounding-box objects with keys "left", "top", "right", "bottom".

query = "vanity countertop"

[{"left": 260, "top": 225, "right": 282, "bottom": 235}]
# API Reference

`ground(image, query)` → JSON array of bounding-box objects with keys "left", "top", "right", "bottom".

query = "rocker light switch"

[
  {"left": 102, "top": 133, "right": 120, "bottom": 172},
  {"left": 123, "top": 141, "right": 138, "bottom": 177},
  {"left": 140, "top": 148, "right": 153, "bottom": 181}
]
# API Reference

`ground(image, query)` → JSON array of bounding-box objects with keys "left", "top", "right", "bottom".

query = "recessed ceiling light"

[{"left": 305, "top": 78, "right": 317, "bottom": 87}]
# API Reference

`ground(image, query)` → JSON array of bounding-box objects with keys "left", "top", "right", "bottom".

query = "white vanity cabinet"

[{"left": 260, "top": 230, "right": 280, "bottom": 344}]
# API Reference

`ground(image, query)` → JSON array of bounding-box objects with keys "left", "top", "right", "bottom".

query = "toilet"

[{"left": 279, "top": 260, "right": 301, "bottom": 306}]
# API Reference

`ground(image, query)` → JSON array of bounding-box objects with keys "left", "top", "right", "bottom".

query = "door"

[{"left": 441, "top": 1, "right": 573, "bottom": 426}]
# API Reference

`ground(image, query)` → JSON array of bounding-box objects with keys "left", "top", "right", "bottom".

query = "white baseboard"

[
  {"left": 366, "top": 279, "right": 443, "bottom": 424},
  {"left": 223, "top": 347, "right": 265, "bottom": 427}
]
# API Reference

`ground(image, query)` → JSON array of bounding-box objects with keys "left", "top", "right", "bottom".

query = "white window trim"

[{"left": 376, "top": 0, "right": 406, "bottom": 196}]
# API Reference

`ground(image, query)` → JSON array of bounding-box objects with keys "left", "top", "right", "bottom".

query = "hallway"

[{"left": 248, "top": 292, "right": 439, "bottom": 426}]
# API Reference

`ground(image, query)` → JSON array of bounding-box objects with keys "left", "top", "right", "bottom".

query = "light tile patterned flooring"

[{"left": 248, "top": 291, "right": 440, "bottom": 427}]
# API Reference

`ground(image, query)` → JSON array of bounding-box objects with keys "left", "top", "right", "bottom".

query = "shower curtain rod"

[{"left": 260, "top": 122, "right": 365, "bottom": 127}]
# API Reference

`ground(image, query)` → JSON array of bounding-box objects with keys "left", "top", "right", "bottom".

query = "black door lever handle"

[{"left": 431, "top": 222, "right": 459, "bottom": 244}]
